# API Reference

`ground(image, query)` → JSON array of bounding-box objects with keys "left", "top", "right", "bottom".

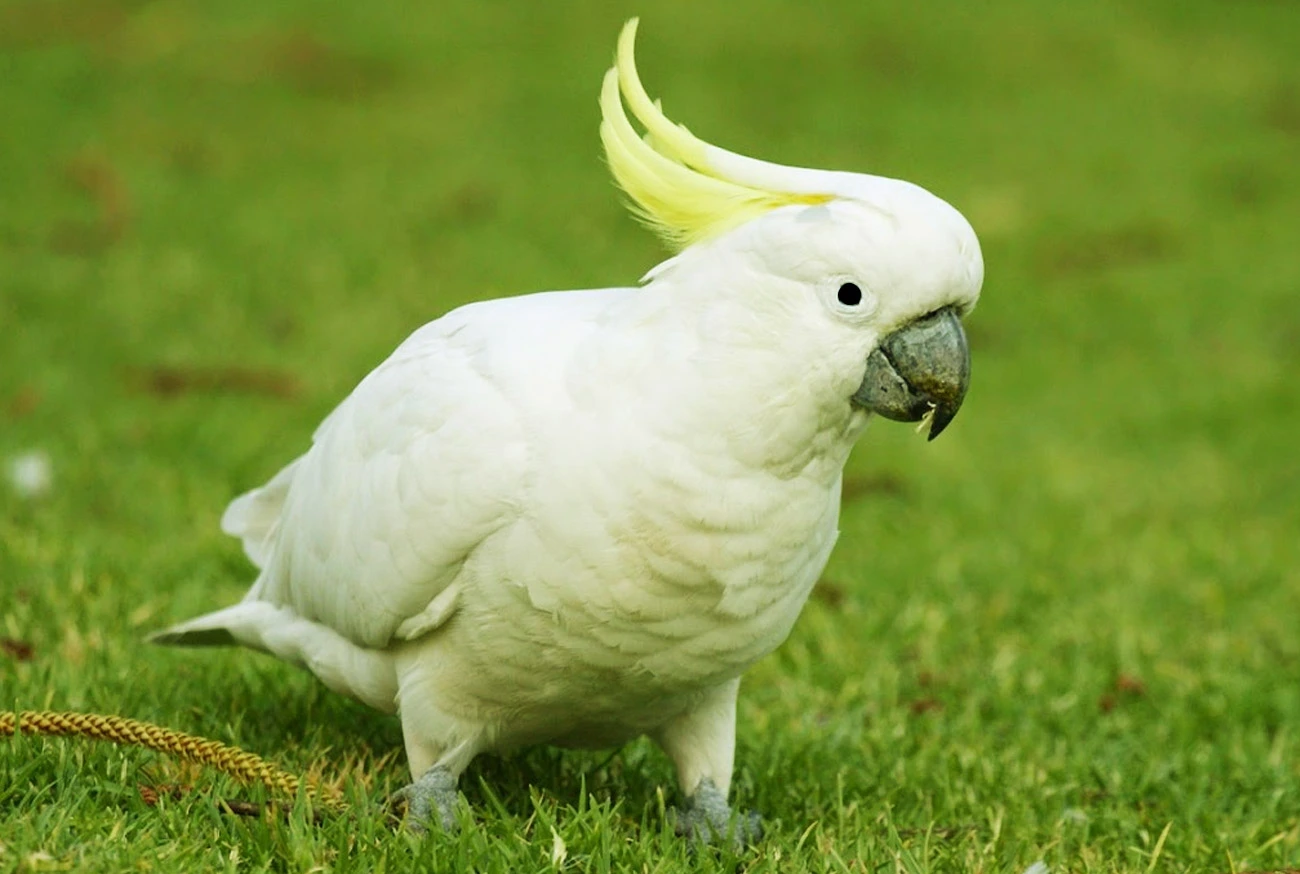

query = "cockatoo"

[{"left": 154, "top": 19, "right": 982, "bottom": 843}]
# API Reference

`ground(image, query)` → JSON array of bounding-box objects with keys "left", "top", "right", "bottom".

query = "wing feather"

[{"left": 233, "top": 288, "right": 630, "bottom": 649}]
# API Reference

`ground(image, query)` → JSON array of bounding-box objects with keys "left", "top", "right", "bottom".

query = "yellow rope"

[{"left": 0, "top": 710, "right": 344, "bottom": 812}]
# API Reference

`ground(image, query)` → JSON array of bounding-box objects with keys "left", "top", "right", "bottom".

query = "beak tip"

[{"left": 925, "top": 405, "right": 958, "bottom": 441}]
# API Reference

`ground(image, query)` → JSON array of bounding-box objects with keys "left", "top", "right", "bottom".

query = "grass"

[{"left": 2, "top": 0, "right": 1299, "bottom": 870}]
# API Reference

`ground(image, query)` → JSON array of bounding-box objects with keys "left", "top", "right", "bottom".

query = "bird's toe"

[
  {"left": 669, "top": 779, "right": 764, "bottom": 848},
  {"left": 387, "top": 765, "right": 461, "bottom": 834}
]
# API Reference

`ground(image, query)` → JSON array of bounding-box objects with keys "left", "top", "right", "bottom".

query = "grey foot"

[
  {"left": 670, "top": 779, "right": 764, "bottom": 848},
  {"left": 389, "top": 765, "right": 461, "bottom": 834}
]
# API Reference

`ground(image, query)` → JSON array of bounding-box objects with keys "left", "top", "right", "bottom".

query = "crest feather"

[{"left": 599, "top": 19, "right": 832, "bottom": 250}]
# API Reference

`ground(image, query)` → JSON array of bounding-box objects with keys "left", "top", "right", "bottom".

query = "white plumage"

[{"left": 156, "top": 19, "right": 983, "bottom": 840}]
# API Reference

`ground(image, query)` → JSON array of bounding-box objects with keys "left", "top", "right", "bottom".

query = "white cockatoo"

[{"left": 155, "top": 19, "right": 982, "bottom": 843}]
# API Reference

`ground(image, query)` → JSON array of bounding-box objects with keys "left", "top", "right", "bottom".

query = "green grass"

[{"left": 3, "top": 0, "right": 1299, "bottom": 870}]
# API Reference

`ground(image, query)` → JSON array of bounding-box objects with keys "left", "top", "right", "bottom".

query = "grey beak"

[{"left": 851, "top": 306, "right": 970, "bottom": 440}]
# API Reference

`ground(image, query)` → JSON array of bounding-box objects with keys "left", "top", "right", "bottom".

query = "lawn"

[{"left": 2, "top": 0, "right": 1299, "bottom": 871}]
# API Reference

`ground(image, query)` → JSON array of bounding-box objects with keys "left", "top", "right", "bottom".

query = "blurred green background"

[{"left": 2, "top": 1, "right": 1299, "bottom": 871}]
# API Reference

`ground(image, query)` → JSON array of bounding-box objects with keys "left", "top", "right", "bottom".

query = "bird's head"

[{"left": 601, "top": 19, "right": 983, "bottom": 440}]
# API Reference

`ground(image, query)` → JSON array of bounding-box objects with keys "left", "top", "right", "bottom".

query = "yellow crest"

[{"left": 600, "top": 19, "right": 832, "bottom": 251}]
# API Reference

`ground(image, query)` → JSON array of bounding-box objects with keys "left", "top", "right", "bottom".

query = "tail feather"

[
  {"left": 151, "top": 601, "right": 399, "bottom": 714},
  {"left": 149, "top": 602, "right": 280, "bottom": 650},
  {"left": 221, "top": 458, "right": 301, "bottom": 569}
]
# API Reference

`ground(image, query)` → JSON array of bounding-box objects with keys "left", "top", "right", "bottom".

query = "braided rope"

[{"left": 1, "top": 710, "right": 344, "bottom": 812}]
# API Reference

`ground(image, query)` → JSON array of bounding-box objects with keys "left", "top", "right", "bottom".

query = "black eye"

[{"left": 837, "top": 282, "right": 863, "bottom": 307}]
